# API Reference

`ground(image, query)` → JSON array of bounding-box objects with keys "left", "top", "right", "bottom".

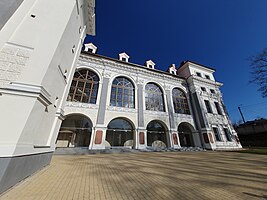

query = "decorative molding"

[
  {"left": 137, "top": 78, "right": 145, "bottom": 85},
  {"left": 189, "top": 75, "right": 223, "bottom": 87},
  {"left": 0, "top": 44, "right": 32, "bottom": 88},
  {"left": 107, "top": 106, "right": 137, "bottom": 113},
  {"left": 65, "top": 101, "right": 99, "bottom": 109},
  {"left": 103, "top": 71, "right": 111, "bottom": 78},
  {"left": 207, "top": 114, "right": 228, "bottom": 125},
  {"left": 144, "top": 110, "right": 169, "bottom": 116},
  {"left": 56, "top": 108, "right": 65, "bottom": 120},
  {"left": 173, "top": 113, "right": 193, "bottom": 120},
  {"left": 79, "top": 54, "right": 184, "bottom": 85},
  {"left": 0, "top": 82, "right": 52, "bottom": 106},
  {"left": 164, "top": 84, "right": 171, "bottom": 90}
]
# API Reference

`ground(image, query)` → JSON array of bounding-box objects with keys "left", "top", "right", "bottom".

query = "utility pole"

[{"left": 238, "top": 106, "right": 246, "bottom": 123}]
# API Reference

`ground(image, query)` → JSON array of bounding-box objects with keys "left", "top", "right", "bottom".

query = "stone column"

[
  {"left": 91, "top": 73, "right": 110, "bottom": 149},
  {"left": 136, "top": 82, "right": 146, "bottom": 149},
  {"left": 165, "top": 88, "right": 180, "bottom": 149}
]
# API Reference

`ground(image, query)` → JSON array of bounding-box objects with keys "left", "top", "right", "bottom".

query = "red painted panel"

[{"left": 95, "top": 130, "right": 103, "bottom": 144}]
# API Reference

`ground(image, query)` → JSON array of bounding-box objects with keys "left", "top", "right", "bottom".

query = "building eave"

[
  {"left": 178, "top": 60, "right": 216, "bottom": 73},
  {"left": 81, "top": 51, "right": 186, "bottom": 80}
]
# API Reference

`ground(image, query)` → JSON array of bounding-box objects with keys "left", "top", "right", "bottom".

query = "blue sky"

[{"left": 85, "top": 0, "right": 267, "bottom": 123}]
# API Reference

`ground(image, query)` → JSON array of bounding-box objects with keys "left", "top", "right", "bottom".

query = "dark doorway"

[
  {"left": 56, "top": 115, "right": 92, "bottom": 147},
  {"left": 106, "top": 118, "right": 134, "bottom": 147},
  {"left": 147, "top": 120, "right": 168, "bottom": 148},
  {"left": 178, "top": 123, "right": 194, "bottom": 147}
]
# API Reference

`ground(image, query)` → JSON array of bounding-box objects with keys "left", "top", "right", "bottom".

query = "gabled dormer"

[
  {"left": 84, "top": 43, "right": 97, "bottom": 53},
  {"left": 119, "top": 52, "right": 130, "bottom": 62},
  {"left": 145, "top": 60, "right": 155, "bottom": 69},
  {"left": 168, "top": 64, "right": 177, "bottom": 75}
]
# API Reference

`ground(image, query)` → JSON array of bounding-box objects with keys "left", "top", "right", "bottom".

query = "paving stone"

[{"left": 0, "top": 152, "right": 266, "bottom": 200}]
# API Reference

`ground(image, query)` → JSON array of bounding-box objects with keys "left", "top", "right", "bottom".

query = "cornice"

[
  {"left": 0, "top": 82, "right": 52, "bottom": 106},
  {"left": 188, "top": 75, "right": 223, "bottom": 87},
  {"left": 78, "top": 54, "right": 186, "bottom": 85}
]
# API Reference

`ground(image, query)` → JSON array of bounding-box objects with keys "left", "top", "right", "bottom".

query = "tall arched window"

[
  {"left": 67, "top": 69, "right": 99, "bottom": 104},
  {"left": 145, "top": 83, "right": 165, "bottom": 111},
  {"left": 172, "top": 88, "right": 190, "bottom": 114},
  {"left": 110, "top": 77, "right": 135, "bottom": 108}
]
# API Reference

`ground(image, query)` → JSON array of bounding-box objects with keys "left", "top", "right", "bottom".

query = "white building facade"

[
  {"left": 0, "top": 0, "right": 95, "bottom": 193},
  {"left": 57, "top": 44, "right": 242, "bottom": 151}
]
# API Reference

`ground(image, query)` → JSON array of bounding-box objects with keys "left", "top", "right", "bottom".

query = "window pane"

[
  {"left": 145, "top": 83, "right": 165, "bottom": 112},
  {"left": 110, "top": 77, "right": 135, "bottom": 108},
  {"left": 68, "top": 69, "right": 99, "bottom": 104},
  {"left": 172, "top": 88, "right": 190, "bottom": 114}
]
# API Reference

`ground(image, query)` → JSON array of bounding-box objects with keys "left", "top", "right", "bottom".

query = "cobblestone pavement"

[{"left": 1, "top": 152, "right": 267, "bottom": 200}]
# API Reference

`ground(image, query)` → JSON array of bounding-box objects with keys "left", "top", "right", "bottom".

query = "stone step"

[{"left": 54, "top": 147, "right": 206, "bottom": 155}]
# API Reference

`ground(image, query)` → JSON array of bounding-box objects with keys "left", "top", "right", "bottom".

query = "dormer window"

[
  {"left": 196, "top": 72, "right": 202, "bottom": 77},
  {"left": 84, "top": 43, "right": 97, "bottom": 53},
  {"left": 201, "top": 87, "right": 206, "bottom": 92},
  {"left": 119, "top": 52, "right": 130, "bottom": 62},
  {"left": 145, "top": 60, "right": 155, "bottom": 69},
  {"left": 168, "top": 64, "right": 177, "bottom": 75},
  {"left": 205, "top": 75, "right": 210, "bottom": 79}
]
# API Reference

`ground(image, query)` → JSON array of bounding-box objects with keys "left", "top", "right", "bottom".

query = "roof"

[
  {"left": 81, "top": 51, "right": 186, "bottom": 80},
  {"left": 178, "top": 60, "right": 216, "bottom": 71}
]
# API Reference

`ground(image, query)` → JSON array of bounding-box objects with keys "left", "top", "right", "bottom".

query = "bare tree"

[{"left": 250, "top": 48, "right": 267, "bottom": 98}]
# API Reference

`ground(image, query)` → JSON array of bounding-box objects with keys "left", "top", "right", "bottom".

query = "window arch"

[
  {"left": 147, "top": 120, "right": 168, "bottom": 147},
  {"left": 67, "top": 69, "right": 99, "bottom": 104},
  {"left": 56, "top": 114, "right": 92, "bottom": 147},
  {"left": 110, "top": 77, "right": 135, "bottom": 108},
  {"left": 172, "top": 88, "right": 190, "bottom": 114},
  {"left": 145, "top": 83, "right": 165, "bottom": 111},
  {"left": 106, "top": 118, "right": 134, "bottom": 147}
]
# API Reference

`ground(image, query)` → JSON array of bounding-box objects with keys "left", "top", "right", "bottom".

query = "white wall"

[{"left": 0, "top": 0, "right": 94, "bottom": 157}]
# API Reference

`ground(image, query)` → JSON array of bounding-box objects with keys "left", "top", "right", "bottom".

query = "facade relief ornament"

[
  {"left": 189, "top": 85, "right": 197, "bottom": 93},
  {"left": 144, "top": 110, "right": 169, "bottom": 116},
  {"left": 107, "top": 106, "right": 137, "bottom": 113},
  {"left": 0, "top": 44, "right": 32, "bottom": 88},
  {"left": 164, "top": 85, "right": 171, "bottom": 91},
  {"left": 65, "top": 101, "right": 98, "bottom": 109},
  {"left": 103, "top": 71, "right": 111, "bottom": 78},
  {"left": 137, "top": 78, "right": 145, "bottom": 85}
]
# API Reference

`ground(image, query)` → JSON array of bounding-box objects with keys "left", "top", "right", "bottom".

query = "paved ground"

[{"left": 0, "top": 152, "right": 267, "bottom": 200}]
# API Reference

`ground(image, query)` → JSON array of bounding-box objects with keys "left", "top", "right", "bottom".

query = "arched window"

[
  {"left": 56, "top": 115, "right": 92, "bottom": 148},
  {"left": 178, "top": 122, "right": 195, "bottom": 147},
  {"left": 106, "top": 118, "right": 134, "bottom": 147},
  {"left": 110, "top": 77, "right": 135, "bottom": 108},
  {"left": 68, "top": 69, "right": 99, "bottom": 104},
  {"left": 147, "top": 120, "right": 167, "bottom": 148},
  {"left": 172, "top": 88, "right": 190, "bottom": 114},
  {"left": 145, "top": 83, "right": 165, "bottom": 111}
]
